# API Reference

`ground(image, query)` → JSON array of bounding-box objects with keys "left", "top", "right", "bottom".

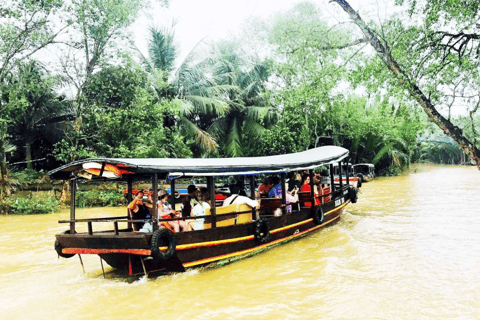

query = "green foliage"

[
  {"left": 2, "top": 60, "right": 67, "bottom": 169},
  {"left": 55, "top": 62, "right": 192, "bottom": 160},
  {"left": 415, "top": 142, "right": 463, "bottom": 164},
  {"left": 11, "top": 169, "right": 52, "bottom": 190},
  {"left": 76, "top": 189, "right": 126, "bottom": 208},
  {"left": 207, "top": 40, "right": 275, "bottom": 157},
  {"left": 0, "top": 0, "right": 64, "bottom": 84},
  {"left": 82, "top": 63, "right": 149, "bottom": 109},
  {"left": 396, "top": 0, "right": 480, "bottom": 25},
  {"left": 9, "top": 193, "right": 59, "bottom": 215}
]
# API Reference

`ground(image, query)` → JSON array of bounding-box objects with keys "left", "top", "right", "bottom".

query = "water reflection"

[{"left": 1, "top": 164, "right": 480, "bottom": 319}]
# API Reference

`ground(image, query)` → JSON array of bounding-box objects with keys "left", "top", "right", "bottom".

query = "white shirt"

[
  {"left": 223, "top": 195, "right": 258, "bottom": 208},
  {"left": 191, "top": 202, "right": 210, "bottom": 230}
]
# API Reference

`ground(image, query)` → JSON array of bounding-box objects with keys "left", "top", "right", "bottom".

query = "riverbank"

[{"left": 1, "top": 163, "right": 473, "bottom": 215}]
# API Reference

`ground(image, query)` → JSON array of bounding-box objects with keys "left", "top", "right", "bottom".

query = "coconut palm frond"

[
  {"left": 148, "top": 25, "right": 178, "bottom": 73},
  {"left": 171, "top": 98, "right": 194, "bottom": 116},
  {"left": 2, "top": 142, "right": 16, "bottom": 154},
  {"left": 172, "top": 38, "right": 208, "bottom": 82},
  {"left": 179, "top": 117, "right": 218, "bottom": 152},
  {"left": 184, "top": 95, "right": 229, "bottom": 116},
  {"left": 207, "top": 116, "right": 228, "bottom": 140},
  {"left": 203, "top": 85, "right": 241, "bottom": 96},
  {"left": 224, "top": 118, "right": 243, "bottom": 157},
  {"left": 372, "top": 141, "right": 395, "bottom": 164},
  {"left": 242, "top": 118, "right": 266, "bottom": 137}
]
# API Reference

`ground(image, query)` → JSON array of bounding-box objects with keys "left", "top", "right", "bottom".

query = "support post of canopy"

[
  {"left": 127, "top": 177, "right": 133, "bottom": 203},
  {"left": 70, "top": 179, "right": 76, "bottom": 233},
  {"left": 338, "top": 160, "right": 343, "bottom": 189},
  {"left": 152, "top": 174, "right": 158, "bottom": 232},
  {"left": 281, "top": 172, "right": 287, "bottom": 214},
  {"left": 249, "top": 175, "right": 255, "bottom": 199},
  {"left": 127, "top": 177, "right": 133, "bottom": 229},
  {"left": 170, "top": 178, "right": 175, "bottom": 209},
  {"left": 309, "top": 169, "right": 314, "bottom": 206},
  {"left": 329, "top": 164, "right": 335, "bottom": 194},
  {"left": 207, "top": 176, "right": 216, "bottom": 228},
  {"left": 346, "top": 162, "right": 350, "bottom": 186}
]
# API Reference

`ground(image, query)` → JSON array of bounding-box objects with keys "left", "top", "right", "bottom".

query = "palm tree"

[
  {"left": 207, "top": 42, "right": 277, "bottom": 157},
  {"left": 141, "top": 25, "right": 232, "bottom": 155}
]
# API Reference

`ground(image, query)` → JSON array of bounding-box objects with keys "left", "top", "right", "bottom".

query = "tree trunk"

[
  {"left": 0, "top": 148, "right": 7, "bottom": 198},
  {"left": 330, "top": 0, "right": 480, "bottom": 170},
  {"left": 60, "top": 180, "right": 70, "bottom": 204},
  {"left": 26, "top": 143, "right": 32, "bottom": 170}
]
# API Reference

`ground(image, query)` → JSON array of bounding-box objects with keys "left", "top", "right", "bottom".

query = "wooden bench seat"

[{"left": 203, "top": 203, "right": 253, "bottom": 229}]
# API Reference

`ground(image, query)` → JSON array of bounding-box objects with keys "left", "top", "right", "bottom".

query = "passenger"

[
  {"left": 127, "top": 189, "right": 152, "bottom": 231},
  {"left": 269, "top": 181, "right": 299, "bottom": 214},
  {"left": 285, "top": 183, "right": 299, "bottom": 213},
  {"left": 267, "top": 176, "right": 282, "bottom": 198},
  {"left": 181, "top": 184, "right": 197, "bottom": 217},
  {"left": 287, "top": 172, "right": 301, "bottom": 192},
  {"left": 227, "top": 179, "right": 245, "bottom": 196},
  {"left": 299, "top": 174, "right": 320, "bottom": 207},
  {"left": 189, "top": 188, "right": 211, "bottom": 231},
  {"left": 158, "top": 193, "right": 188, "bottom": 232},
  {"left": 223, "top": 193, "right": 259, "bottom": 208},
  {"left": 257, "top": 177, "right": 272, "bottom": 197}
]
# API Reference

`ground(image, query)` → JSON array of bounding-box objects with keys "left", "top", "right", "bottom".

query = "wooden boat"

[
  {"left": 352, "top": 163, "right": 375, "bottom": 182},
  {"left": 49, "top": 146, "right": 359, "bottom": 275},
  {"left": 332, "top": 162, "right": 362, "bottom": 188}
]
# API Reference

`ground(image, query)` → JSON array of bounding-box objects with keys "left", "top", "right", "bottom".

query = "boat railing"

[
  {"left": 56, "top": 186, "right": 347, "bottom": 235},
  {"left": 57, "top": 207, "right": 258, "bottom": 235}
]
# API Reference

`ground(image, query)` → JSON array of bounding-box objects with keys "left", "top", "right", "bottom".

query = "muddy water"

[{"left": 1, "top": 164, "right": 480, "bottom": 319}]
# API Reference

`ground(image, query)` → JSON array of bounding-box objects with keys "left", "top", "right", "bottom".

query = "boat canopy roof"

[
  {"left": 48, "top": 146, "right": 349, "bottom": 181},
  {"left": 352, "top": 163, "right": 375, "bottom": 167}
]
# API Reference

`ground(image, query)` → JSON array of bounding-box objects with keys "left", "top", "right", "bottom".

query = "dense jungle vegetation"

[{"left": 1, "top": 0, "right": 479, "bottom": 213}]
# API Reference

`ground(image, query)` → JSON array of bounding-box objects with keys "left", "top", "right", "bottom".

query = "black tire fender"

[
  {"left": 151, "top": 228, "right": 176, "bottom": 260},
  {"left": 254, "top": 219, "right": 270, "bottom": 243},
  {"left": 349, "top": 188, "right": 358, "bottom": 204},
  {"left": 357, "top": 177, "right": 362, "bottom": 188},
  {"left": 312, "top": 206, "right": 325, "bottom": 225},
  {"left": 54, "top": 230, "right": 76, "bottom": 259}
]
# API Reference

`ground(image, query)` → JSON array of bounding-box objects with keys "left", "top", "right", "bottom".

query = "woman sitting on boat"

[
  {"left": 267, "top": 176, "right": 282, "bottom": 198},
  {"left": 158, "top": 193, "right": 189, "bottom": 233},
  {"left": 127, "top": 190, "right": 152, "bottom": 231},
  {"left": 189, "top": 188, "right": 211, "bottom": 231},
  {"left": 181, "top": 184, "right": 197, "bottom": 217},
  {"left": 299, "top": 174, "right": 320, "bottom": 207},
  {"left": 257, "top": 177, "right": 273, "bottom": 197},
  {"left": 266, "top": 176, "right": 299, "bottom": 214}
]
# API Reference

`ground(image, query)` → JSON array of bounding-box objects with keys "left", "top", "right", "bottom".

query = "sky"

[{"left": 130, "top": 0, "right": 397, "bottom": 66}]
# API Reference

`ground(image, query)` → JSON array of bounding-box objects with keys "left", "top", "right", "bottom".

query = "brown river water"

[{"left": 1, "top": 164, "right": 480, "bottom": 319}]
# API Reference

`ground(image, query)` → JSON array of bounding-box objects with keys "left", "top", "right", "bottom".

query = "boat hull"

[{"left": 57, "top": 188, "right": 351, "bottom": 274}]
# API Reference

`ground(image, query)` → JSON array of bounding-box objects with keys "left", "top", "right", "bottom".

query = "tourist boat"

[
  {"left": 49, "top": 146, "right": 358, "bottom": 276},
  {"left": 352, "top": 163, "right": 375, "bottom": 182},
  {"left": 332, "top": 162, "right": 361, "bottom": 188}
]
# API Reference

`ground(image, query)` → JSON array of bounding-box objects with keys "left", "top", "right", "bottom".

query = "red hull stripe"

[{"left": 62, "top": 248, "right": 151, "bottom": 255}]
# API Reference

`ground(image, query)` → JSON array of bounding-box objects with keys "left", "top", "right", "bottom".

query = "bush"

[
  {"left": 76, "top": 189, "right": 126, "bottom": 208},
  {"left": 10, "top": 193, "right": 59, "bottom": 214},
  {"left": 11, "top": 169, "right": 52, "bottom": 190}
]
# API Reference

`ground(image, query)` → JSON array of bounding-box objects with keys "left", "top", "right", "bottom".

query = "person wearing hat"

[
  {"left": 158, "top": 193, "right": 188, "bottom": 232},
  {"left": 127, "top": 189, "right": 152, "bottom": 231}
]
